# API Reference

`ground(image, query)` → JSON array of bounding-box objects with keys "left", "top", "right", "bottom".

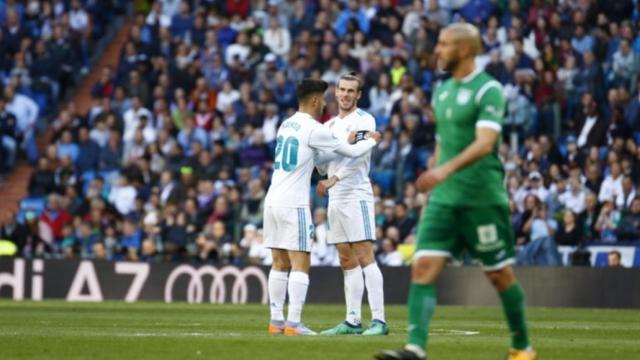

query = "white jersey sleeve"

[{"left": 308, "top": 126, "right": 376, "bottom": 158}]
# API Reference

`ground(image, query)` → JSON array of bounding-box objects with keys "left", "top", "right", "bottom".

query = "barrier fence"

[{"left": 1, "top": 259, "right": 638, "bottom": 308}]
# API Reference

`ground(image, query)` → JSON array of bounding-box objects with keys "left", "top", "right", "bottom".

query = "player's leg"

[
  {"left": 284, "top": 207, "right": 316, "bottom": 335},
  {"left": 352, "top": 240, "right": 388, "bottom": 336},
  {"left": 264, "top": 206, "right": 290, "bottom": 335},
  {"left": 462, "top": 205, "right": 535, "bottom": 360},
  {"left": 284, "top": 250, "right": 315, "bottom": 335},
  {"left": 376, "top": 203, "right": 459, "bottom": 360},
  {"left": 485, "top": 266, "right": 535, "bottom": 360},
  {"left": 321, "top": 203, "right": 364, "bottom": 335},
  {"left": 268, "top": 248, "right": 290, "bottom": 334}
]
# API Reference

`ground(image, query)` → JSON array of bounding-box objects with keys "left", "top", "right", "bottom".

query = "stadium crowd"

[
  {"left": 1, "top": 0, "right": 640, "bottom": 267},
  {"left": 0, "top": 0, "right": 127, "bottom": 172}
]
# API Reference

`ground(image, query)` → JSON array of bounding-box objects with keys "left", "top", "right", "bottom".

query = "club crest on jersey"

[
  {"left": 438, "top": 91, "right": 449, "bottom": 101},
  {"left": 456, "top": 89, "right": 472, "bottom": 105}
]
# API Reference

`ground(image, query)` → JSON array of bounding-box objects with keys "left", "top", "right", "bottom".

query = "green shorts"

[{"left": 415, "top": 202, "right": 516, "bottom": 271}]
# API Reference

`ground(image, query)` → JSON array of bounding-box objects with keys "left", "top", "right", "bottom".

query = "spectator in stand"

[
  {"left": 377, "top": 238, "right": 404, "bottom": 267},
  {"left": 555, "top": 210, "right": 582, "bottom": 246},
  {"left": 599, "top": 161, "right": 624, "bottom": 203},
  {"left": 0, "top": 97, "right": 18, "bottom": 174},
  {"left": 607, "top": 250, "right": 623, "bottom": 267},
  {"left": 616, "top": 197, "right": 640, "bottom": 241},
  {"left": 9, "top": 0, "right": 640, "bottom": 264},
  {"left": 4, "top": 86, "right": 38, "bottom": 164},
  {"left": 0, "top": 210, "right": 27, "bottom": 255},
  {"left": 559, "top": 177, "right": 588, "bottom": 214},
  {"left": 519, "top": 203, "right": 561, "bottom": 266},
  {"left": 39, "top": 194, "right": 73, "bottom": 245},
  {"left": 595, "top": 198, "right": 621, "bottom": 243}
]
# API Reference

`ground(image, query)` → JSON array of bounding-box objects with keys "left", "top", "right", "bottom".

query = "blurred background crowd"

[{"left": 1, "top": 0, "right": 639, "bottom": 267}]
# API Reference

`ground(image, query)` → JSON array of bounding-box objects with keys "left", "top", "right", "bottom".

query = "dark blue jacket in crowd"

[
  {"left": 76, "top": 139, "right": 101, "bottom": 173},
  {"left": 170, "top": 14, "right": 194, "bottom": 39}
]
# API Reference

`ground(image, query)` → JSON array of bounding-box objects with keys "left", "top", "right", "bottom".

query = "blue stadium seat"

[
  {"left": 594, "top": 252, "right": 609, "bottom": 268},
  {"left": 634, "top": 132, "right": 640, "bottom": 145},
  {"left": 599, "top": 147, "right": 608, "bottom": 160},
  {"left": 375, "top": 115, "right": 389, "bottom": 129},
  {"left": 82, "top": 171, "right": 96, "bottom": 195},
  {"left": 17, "top": 196, "right": 47, "bottom": 224},
  {"left": 370, "top": 170, "right": 394, "bottom": 195}
]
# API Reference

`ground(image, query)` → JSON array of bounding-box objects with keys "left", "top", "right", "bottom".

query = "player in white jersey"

[
  {"left": 265, "top": 78, "right": 382, "bottom": 336},
  {"left": 316, "top": 73, "right": 389, "bottom": 336}
]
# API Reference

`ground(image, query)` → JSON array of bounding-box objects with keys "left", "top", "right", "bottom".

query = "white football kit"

[
  {"left": 321, "top": 108, "right": 377, "bottom": 244},
  {"left": 264, "top": 111, "right": 376, "bottom": 252}
]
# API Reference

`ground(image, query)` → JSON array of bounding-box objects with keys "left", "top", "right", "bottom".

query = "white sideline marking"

[
  {"left": 0, "top": 331, "right": 244, "bottom": 338},
  {"left": 430, "top": 329, "right": 480, "bottom": 336}
]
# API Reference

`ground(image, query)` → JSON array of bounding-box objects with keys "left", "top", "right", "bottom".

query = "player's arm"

[
  {"left": 317, "top": 118, "right": 376, "bottom": 196},
  {"left": 313, "top": 130, "right": 360, "bottom": 178},
  {"left": 309, "top": 126, "right": 380, "bottom": 158},
  {"left": 416, "top": 83, "right": 505, "bottom": 193},
  {"left": 429, "top": 139, "right": 440, "bottom": 169}
]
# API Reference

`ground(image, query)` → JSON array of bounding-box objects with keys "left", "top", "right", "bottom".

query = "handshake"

[{"left": 347, "top": 130, "right": 382, "bottom": 144}]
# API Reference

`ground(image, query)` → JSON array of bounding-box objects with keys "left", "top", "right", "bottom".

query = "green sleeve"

[{"left": 475, "top": 82, "right": 506, "bottom": 132}]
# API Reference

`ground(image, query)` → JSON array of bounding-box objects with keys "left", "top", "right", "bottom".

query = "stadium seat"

[
  {"left": 17, "top": 196, "right": 47, "bottom": 224},
  {"left": 593, "top": 252, "right": 609, "bottom": 268},
  {"left": 370, "top": 170, "right": 395, "bottom": 195}
]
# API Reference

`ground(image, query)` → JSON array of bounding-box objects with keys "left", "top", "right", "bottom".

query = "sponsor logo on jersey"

[
  {"left": 485, "top": 105, "right": 499, "bottom": 115},
  {"left": 456, "top": 89, "right": 472, "bottom": 105}
]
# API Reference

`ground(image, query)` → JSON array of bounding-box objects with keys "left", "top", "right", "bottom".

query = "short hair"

[
  {"left": 609, "top": 250, "right": 621, "bottom": 259},
  {"left": 295, "top": 78, "right": 328, "bottom": 101},
  {"left": 338, "top": 71, "right": 363, "bottom": 91}
]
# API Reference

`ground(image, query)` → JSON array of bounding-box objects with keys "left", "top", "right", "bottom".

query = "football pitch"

[{"left": 2, "top": 302, "right": 639, "bottom": 360}]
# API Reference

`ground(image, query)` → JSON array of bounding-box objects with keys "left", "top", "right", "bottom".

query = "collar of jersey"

[
  {"left": 295, "top": 111, "right": 314, "bottom": 120},
  {"left": 458, "top": 66, "right": 482, "bottom": 84}
]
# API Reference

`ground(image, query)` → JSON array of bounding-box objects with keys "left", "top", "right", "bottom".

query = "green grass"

[{"left": 2, "top": 301, "right": 640, "bottom": 360}]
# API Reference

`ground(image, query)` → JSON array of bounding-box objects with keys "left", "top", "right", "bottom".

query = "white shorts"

[
  {"left": 264, "top": 206, "right": 314, "bottom": 252},
  {"left": 327, "top": 200, "right": 376, "bottom": 244}
]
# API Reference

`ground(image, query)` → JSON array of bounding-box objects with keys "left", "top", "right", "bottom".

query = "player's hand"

[
  {"left": 316, "top": 176, "right": 338, "bottom": 197},
  {"left": 415, "top": 166, "right": 450, "bottom": 192},
  {"left": 367, "top": 131, "right": 382, "bottom": 144},
  {"left": 347, "top": 131, "right": 357, "bottom": 144}
]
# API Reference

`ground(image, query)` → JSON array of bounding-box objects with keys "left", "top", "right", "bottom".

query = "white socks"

[
  {"left": 363, "top": 263, "right": 385, "bottom": 322},
  {"left": 344, "top": 266, "right": 364, "bottom": 325},
  {"left": 286, "top": 271, "right": 309, "bottom": 324},
  {"left": 268, "top": 269, "right": 288, "bottom": 322}
]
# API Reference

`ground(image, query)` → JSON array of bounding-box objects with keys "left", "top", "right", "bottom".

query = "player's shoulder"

[
  {"left": 354, "top": 108, "right": 376, "bottom": 127},
  {"left": 474, "top": 72, "right": 504, "bottom": 104},
  {"left": 354, "top": 108, "right": 372, "bottom": 118}
]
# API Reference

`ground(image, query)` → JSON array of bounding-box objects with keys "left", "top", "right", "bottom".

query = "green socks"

[
  {"left": 407, "top": 282, "right": 530, "bottom": 352},
  {"left": 499, "top": 283, "right": 530, "bottom": 350},
  {"left": 407, "top": 283, "right": 436, "bottom": 349}
]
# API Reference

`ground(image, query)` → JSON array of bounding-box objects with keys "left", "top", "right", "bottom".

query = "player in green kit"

[{"left": 375, "top": 24, "right": 536, "bottom": 360}]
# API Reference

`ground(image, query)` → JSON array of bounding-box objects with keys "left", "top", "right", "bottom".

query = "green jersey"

[{"left": 430, "top": 69, "right": 508, "bottom": 206}]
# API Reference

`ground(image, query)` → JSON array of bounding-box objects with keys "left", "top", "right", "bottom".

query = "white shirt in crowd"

[
  {"left": 108, "top": 183, "right": 137, "bottom": 216},
  {"left": 378, "top": 250, "right": 404, "bottom": 267},
  {"left": 558, "top": 189, "right": 587, "bottom": 214},
  {"left": 310, "top": 222, "right": 339, "bottom": 266},
  {"left": 577, "top": 115, "right": 597, "bottom": 148},
  {"left": 262, "top": 114, "right": 279, "bottom": 143},
  {"left": 123, "top": 106, "right": 153, "bottom": 144},
  {"left": 6, "top": 93, "right": 39, "bottom": 136},
  {"left": 69, "top": 8, "right": 89, "bottom": 32},
  {"left": 617, "top": 189, "right": 637, "bottom": 209},
  {"left": 263, "top": 27, "right": 291, "bottom": 58},
  {"left": 598, "top": 174, "right": 623, "bottom": 203}
]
